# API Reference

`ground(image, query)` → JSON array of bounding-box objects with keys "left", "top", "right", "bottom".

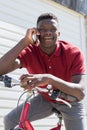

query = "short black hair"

[{"left": 37, "top": 13, "right": 58, "bottom": 25}]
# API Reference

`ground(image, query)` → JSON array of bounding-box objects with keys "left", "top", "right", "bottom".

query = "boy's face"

[{"left": 37, "top": 19, "right": 60, "bottom": 49}]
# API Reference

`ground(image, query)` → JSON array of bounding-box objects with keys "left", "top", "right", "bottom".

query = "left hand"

[{"left": 19, "top": 74, "right": 51, "bottom": 90}]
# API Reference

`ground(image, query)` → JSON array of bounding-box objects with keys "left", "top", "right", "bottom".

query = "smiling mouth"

[{"left": 44, "top": 37, "right": 53, "bottom": 41}]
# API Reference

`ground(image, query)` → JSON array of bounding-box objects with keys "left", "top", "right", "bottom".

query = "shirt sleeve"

[
  {"left": 69, "top": 47, "right": 86, "bottom": 76},
  {"left": 17, "top": 47, "right": 30, "bottom": 68}
]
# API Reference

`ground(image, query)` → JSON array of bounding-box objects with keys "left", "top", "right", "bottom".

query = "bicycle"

[{"left": 0, "top": 75, "right": 72, "bottom": 130}]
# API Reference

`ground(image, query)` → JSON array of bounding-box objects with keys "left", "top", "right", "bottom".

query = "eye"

[
  {"left": 51, "top": 28, "right": 57, "bottom": 32},
  {"left": 38, "top": 29, "right": 45, "bottom": 33},
  {"left": 38, "top": 28, "right": 57, "bottom": 33}
]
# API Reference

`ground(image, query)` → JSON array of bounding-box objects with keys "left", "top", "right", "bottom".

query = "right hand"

[{"left": 24, "top": 28, "right": 40, "bottom": 45}]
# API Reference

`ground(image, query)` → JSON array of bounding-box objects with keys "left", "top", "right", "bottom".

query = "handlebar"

[{"left": 0, "top": 75, "right": 72, "bottom": 108}]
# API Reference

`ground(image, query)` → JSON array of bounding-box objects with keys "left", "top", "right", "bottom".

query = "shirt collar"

[
  {"left": 54, "top": 41, "right": 61, "bottom": 56},
  {"left": 38, "top": 41, "right": 61, "bottom": 57}
]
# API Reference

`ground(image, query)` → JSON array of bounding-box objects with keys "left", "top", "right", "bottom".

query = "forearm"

[
  {"left": 0, "top": 28, "right": 39, "bottom": 75},
  {"left": 49, "top": 75, "right": 85, "bottom": 101},
  {"left": 0, "top": 38, "right": 29, "bottom": 75}
]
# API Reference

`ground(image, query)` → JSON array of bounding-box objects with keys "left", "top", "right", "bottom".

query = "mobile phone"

[{"left": 32, "top": 34, "right": 37, "bottom": 43}]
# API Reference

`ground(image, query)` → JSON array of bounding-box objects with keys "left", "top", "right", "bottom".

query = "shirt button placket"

[
  {"left": 49, "top": 66, "right": 52, "bottom": 69},
  {"left": 48, "top": 58, "right": 52, "bottom": 73}
]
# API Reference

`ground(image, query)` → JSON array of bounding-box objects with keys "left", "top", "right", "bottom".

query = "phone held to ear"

[{"left": 32, "top": 34, "right": 38, "bottom": 43}]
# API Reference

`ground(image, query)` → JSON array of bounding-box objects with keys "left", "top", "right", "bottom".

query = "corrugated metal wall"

[{"left": 0, "top": 0, "right": 86, "bottom": 130}]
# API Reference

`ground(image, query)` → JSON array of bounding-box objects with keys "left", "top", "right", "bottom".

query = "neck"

[{"left": 40, "top": 44, "right": 56, "bottom": 56}]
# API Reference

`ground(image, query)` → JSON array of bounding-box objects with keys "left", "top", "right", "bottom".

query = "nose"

[{"left": 45, "top": 29, "right": 52, "bottom": 35}]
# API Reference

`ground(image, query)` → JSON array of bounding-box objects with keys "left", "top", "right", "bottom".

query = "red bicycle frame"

[
  {"left": 15, "top": 101, "right": 62, "bottom": 130},
  {"left": 18, "top": 102, "right": 34, "bottom": 130},
  {"left": 0, "top": 75, "right": 69, "bottom": 130}
]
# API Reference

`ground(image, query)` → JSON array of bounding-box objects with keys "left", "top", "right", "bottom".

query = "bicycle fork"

[{"left": 50, "top": 108, "right": 62, "bottom": 130}]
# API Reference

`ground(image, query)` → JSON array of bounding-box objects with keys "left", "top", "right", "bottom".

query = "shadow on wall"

[{"left": 53, "top": 0, "right": 87, "bottom": 15}]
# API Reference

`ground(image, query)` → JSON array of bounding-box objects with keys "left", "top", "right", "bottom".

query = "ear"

[{"left": 58, "top": 32, "right": 60, "bottom": 36}]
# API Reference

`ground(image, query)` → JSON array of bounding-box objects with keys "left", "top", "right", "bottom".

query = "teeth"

[
  {"left": 44, "top": 37, "right": 52, "bottom": 40},
  {"left": 45, "top": 37, "right": 52, "bottom": 38}
]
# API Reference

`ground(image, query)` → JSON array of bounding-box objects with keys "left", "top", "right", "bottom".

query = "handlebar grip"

[
  {"left": 3, "top": 75, "right": 12, "bottom": 87},
  {"left": 0, "top": 75, "right": 12, "bottom": 88},
  {"left": 0, "top": 75, "right": 4, "bottom": 81}
]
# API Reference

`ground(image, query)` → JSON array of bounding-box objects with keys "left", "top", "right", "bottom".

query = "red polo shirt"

[
  {"left": 18, "top": 40, "right": 86, "bottom": 102},
  {"left": 18, "top": 40, "right": 85, "bottom": 81}
]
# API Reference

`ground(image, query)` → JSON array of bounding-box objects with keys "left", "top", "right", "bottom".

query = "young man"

[{"left": 0, "top": 13, "right": 86, "bottom": 130}]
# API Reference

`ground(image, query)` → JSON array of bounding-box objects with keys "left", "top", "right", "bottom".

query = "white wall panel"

[
  {"left": 0, "top": 0, "right": 86, "bottom": 130},
  {"left": 0, "top": 0, "right": 86, "bottom": 50}
]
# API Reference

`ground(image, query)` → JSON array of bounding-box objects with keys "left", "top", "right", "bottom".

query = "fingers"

[
  {"left": 25, "top": 28, "right": 40, "bottom": 44},
  {"left": 29, "top": 28, "right": 40, "bottom": 35},
  {"left": 19, "top": 74, "right": 33, "bottom": 80},
  {"left": 19, "top": 74, "right": 35, "bottom": 89},
  {"left": 19, "top": 74, "right": 48, "bottom": 90}
]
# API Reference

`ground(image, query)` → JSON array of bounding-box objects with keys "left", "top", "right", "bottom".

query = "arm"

[
  {"left": 0, "top": 28, "right": 39, "bottom": 75},
  {"left": 19, "top": 74, "right": 86, "bottom": 101},
  {"left": 49, "top": 74, "right": 86, "bottom": 101}
]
